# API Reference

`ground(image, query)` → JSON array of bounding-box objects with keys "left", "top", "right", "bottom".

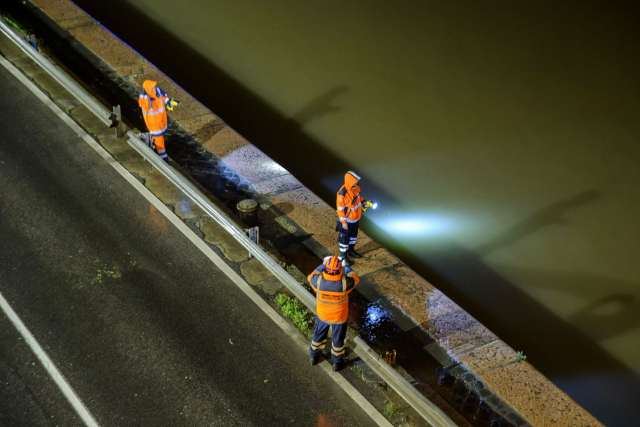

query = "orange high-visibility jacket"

[
  {"left": 308, "top": 265, "right": 359, "bottom": 324},
  {"left": 138, "top": 80, "right": 169, "bottom": 137},
  {"left": 336, "top": 171, "right": 364, "bottom": 225}
]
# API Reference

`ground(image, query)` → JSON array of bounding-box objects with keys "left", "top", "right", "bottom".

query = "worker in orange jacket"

[
  {"left": 336, "top": 171, "right": 370, "bottom": 266},
  {"left": 308, "top": 256, "right": 359, "bottom": 372},
  {"left": 138, "top": 80, "right": 178, "bottom": 162}
]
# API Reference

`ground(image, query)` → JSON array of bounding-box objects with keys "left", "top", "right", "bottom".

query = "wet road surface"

[{"left": 0, "top": 57, "right": 376, "bottom": 426}]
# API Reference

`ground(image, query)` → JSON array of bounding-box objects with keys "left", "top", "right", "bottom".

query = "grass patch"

[
  {"left": 350, "top": 365, "right": 366, "bottom": 382},
  {"left": 384, "top": 402, "right": 399, "bottom": 417},
  {"left": 517, "top": 351, "right": 527, "bottom": 361},
  {"left": 1, "top": 14, "right": 27, "bottom": 35},
  {"left": 274, "top": 293, "right": 314, "bottom": 339}
]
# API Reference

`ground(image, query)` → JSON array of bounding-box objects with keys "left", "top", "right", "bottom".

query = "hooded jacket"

[
  {"left": 138, "top": 80, "right": 169, "bottom": 136},
  {"left": 336, "top": 171, "right": 364, "bottom": 224}
]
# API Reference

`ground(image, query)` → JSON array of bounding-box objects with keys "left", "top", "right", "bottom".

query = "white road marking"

[
  {"left": 0, "top": 50, "right": 392, "bottom": 427},
  {"left": 0, "top": 291, "right": 100, "bottom": 427}
]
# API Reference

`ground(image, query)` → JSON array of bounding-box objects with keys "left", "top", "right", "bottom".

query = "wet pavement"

[{"left": 0, "top": 56, "right": 378, "bottom": 426}]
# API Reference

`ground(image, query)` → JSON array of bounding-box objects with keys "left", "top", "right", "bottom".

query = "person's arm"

[
  {"left": 307, "top": 264, "right": 325, "bottom": 291},
  {"left": 138, "top": 91, "right": 148, "bottom": 110},
  {"left": 157, "top": 87, "right": 170, "bottom": 105},
  {"left": 356, "top": 186, "right": 365, "bottom": 207},
  {"left": 337, "top": 190, "right": 349, "bottom": 229},
  {"left": 344, "top": 266, "right": 360, "bottom": 292},
  {"left": 336, "top": 194, "right": 348, "bottom": 228}
]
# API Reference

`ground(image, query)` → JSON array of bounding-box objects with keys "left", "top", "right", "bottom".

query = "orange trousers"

[{"left": 152, "top": 135, "right": 168, "bottom": 162}]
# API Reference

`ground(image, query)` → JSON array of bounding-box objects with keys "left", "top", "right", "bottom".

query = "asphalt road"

[{"left": 0, "top": 60, "right": 376, "bottom": 426}]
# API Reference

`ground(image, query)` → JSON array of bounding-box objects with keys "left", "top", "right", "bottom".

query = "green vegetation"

[
  {"left": 285, "top": 264, "right": 295, "bottom": 274},
  {"left": 384, "top": 402, "right": 399, "bottom": 417},
  {"left": 274, "top": 293, "right": 314, "bottom": 339},
  {"left": 91, "top": 269, "right": 114, "bottom": 285},
  {"left": 350, "top": 365, "right": 366, "bottom": 382},
  {"left": 517, "top": 351, "right": 527, "bottom": 361},
  {"left": 1, "top": 14, "right": 26, "bottom": 35}
]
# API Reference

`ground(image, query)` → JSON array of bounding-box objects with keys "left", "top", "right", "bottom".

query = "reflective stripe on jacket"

[
  {"left": 308, "top": 264, "right": 359, "bottom": 324},
  {"left": 337, "top": 171, "right": 364, "bottom": 224},
  {"left": 138, "top": 80, "right": 169, "bottom": 136}
]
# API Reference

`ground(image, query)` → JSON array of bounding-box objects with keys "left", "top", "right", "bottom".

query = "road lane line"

[
  {"left": 0, "top": 51, "right": 392, "bottom": 427},
  {"left": 0, "top": 291, "right": 101, "bottom": 427}
]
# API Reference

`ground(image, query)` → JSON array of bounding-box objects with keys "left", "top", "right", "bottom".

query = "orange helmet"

[{"left": 324, "top": 256, "right": 342, "bottom": 275}]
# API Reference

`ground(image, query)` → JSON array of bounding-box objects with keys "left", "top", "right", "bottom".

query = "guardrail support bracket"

[
  {"left": 24, "top": 34, "right": 37, "bottom": 51},
  {"left": 244, "top": 226, "right": 259, "bottom": 258},
  {"left": 109, "top": 105, "right": 123, "bottom": 138}
]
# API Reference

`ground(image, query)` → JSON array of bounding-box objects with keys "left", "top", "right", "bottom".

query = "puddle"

[{"left": 349, "top": 292, "right": 520, "bottom": 427}]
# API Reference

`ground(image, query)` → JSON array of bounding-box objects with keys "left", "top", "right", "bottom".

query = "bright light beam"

[{"left": 376, "top": 214, "right": 452, "bottom": 236}]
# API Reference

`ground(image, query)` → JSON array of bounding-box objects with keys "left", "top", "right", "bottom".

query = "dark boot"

[
  {"left": 348, "top": 245, "right": 362, "bottom": 258},
  {"left": 310, "top": 355, "right": 319, "bottom": 366},
  {"left": 333, "top": 360, "right": 345, "bottom": 372},
  {"left": 339, "top": 252, "right": 351, "bottom": 266}
]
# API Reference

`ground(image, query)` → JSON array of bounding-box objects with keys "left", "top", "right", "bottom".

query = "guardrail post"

[
  {"left": 24, "top": 34, "right": 37, "bottom": 51},
  {"left": 110, "top": 105, "right": 123, "bottom": 137},
  {"left": 244, "top": 226, "right": 259, "bottom": 258}
]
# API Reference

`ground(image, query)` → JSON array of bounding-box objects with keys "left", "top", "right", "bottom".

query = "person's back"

[{"left": 308, "top": 256, "right": 359, "bottom": 371}]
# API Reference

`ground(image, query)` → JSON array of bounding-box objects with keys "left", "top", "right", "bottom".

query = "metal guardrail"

[
  {"left": 0, "top": 18, "right": 112, "bottom": 127},
  {"left": 0, "top": 16, "right": 456, "bottom": 424},
  {"left": 126, "top": 131, "right": 317, "bottom": 311},
  {"left": 127, "top": 132, "right": 457, "bottom": 427},
  {"left": 352, "top": 337, "right": 457, "bottom": 427}
]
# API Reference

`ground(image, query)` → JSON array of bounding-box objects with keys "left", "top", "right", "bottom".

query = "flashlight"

[
  {"left": 364, "top": 200, "right": 378, "bottom": 212},
  {"left": 167, "top": 98, "right": 181, "bottom": 111}
]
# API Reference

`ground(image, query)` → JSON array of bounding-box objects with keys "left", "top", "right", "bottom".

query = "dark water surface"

[{"left": 67, "top": 1, "right": 640, "bottom": 425}]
